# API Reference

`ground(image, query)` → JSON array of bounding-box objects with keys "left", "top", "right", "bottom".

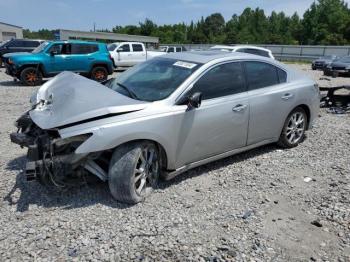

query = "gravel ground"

[{"left": 0, "top": 64, "right": 349, "bottom": 261}]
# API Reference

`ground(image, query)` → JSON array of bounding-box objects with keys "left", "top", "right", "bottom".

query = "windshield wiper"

[{"left": 116, "top": 82, "right": 139, "bottom": 100}]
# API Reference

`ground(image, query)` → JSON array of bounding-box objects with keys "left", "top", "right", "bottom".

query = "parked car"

[
  {"left": 210, "top": 45, "right": 275, "bottom": 59},
  {"left": 159, "top": 45, "right": 186, "bottom": 53},
  {"left": 0, "top": 39, "right": 43, "bottom": 67},
  {"left": 3, "top": 40, "right": 114, "bottom": 85},
  {"left": 311, "top": 55, "right": 339, "bottom": 70},
  {"left": 323, "top": 56, "right": 350, "bottom": 77},
  {"left": 10, "top": 51, "right": 319, "bottom": 204},
  {"left": 108, "top": 42, "right": 164, "bottom": 68}
]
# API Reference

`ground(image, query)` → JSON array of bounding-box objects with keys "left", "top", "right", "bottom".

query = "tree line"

[{"left": 24, "top": 0, "right": 350, "bottom": 45}]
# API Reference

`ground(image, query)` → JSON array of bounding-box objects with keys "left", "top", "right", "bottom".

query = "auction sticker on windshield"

[{"left": 173, "top": 61, "right": 197, "bottom": 69}]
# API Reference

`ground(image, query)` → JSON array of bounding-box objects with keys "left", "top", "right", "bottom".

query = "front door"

[
  {"left": 174, "top": 62, "right": 249, "bottom": 167},
  {"left": 115, "top": 43, "right": 132, "bottom": 66},
  {"left": 46, "top": 43, "right": 73, "bottom": 73}
]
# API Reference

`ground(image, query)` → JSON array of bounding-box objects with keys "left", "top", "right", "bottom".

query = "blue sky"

[{"left": 1, "top": 0, "right": 349, "bottom": 31}]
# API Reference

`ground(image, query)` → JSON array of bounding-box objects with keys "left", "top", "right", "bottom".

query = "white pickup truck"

[{"left": 108, "top": 42, "right": 164, "bottom": 67}]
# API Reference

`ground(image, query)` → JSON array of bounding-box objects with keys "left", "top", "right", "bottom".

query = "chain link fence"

[{"left": 165, "top": 44, "right": 350, "bottom": 61}]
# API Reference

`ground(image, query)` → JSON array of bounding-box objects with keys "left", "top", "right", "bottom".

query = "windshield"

[
  {"left": 108, "top": 57, "right": 202, "bottom": 102},
  {"left": 0, "top": 40, "right": 9, "bottom": 48},
  {"left": 339, "top": 56, "right": 350, "bottom": 63},
  {"left": 159, "top": 46, "right": 167, "bottom": 52},
  {"left": 32, "top": 41, "right": 50, "bottom": 54},
  {"left": 322, "top": 55, "right": 335, "bottom": 59},
  {"left": 108, "top": 43, "right": 119, "bottom": 51}
]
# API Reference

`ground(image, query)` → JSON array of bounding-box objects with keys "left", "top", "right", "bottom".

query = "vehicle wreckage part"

[
  {"left": 320, "top": 85, "right": 350, "bottom": 109},
  {"left": 84, "top": 159, "right": 107, "bottom": 181}
]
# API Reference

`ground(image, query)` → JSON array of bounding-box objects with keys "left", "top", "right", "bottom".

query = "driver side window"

[
  {"left": 48, "top": 44, "right": 63, "bottom": 54},
  {"left": 118, "top": 44, "right": 130, "bottom": 52},
  {"left": 189, "top": 62, "right": 246, "bottom": 100},
  {"left": 48, "top": 44, "right": 71, "bottom": 55}
]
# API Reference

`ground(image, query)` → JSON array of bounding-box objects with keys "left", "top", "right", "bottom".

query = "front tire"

[
  {"left": 278, "top": 107, "right": 307, "bottom": 148},
  {"left": 20, "top": 67, "right": 43, "bottom": 86},
  {"left": 90, "top": 66, "right": 108, "bottom": 82},
  {"left": 108, "top": 142, "right": 160, "bottom": 204}
]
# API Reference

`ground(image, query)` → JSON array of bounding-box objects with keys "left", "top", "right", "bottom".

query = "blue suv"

[{"left": 4, "top": 40, "right": 114, "bottom": 85}]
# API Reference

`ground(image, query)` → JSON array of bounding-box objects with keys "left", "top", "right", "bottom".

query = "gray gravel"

[{"left": 0, "top": 64, "right": 349, "bottom": 261}]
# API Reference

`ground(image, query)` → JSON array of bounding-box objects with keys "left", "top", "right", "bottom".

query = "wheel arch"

[
  {"left": 294, "top": 104, "right": 311, "bottom": 129},
  {"left": 18, "top": 63, "right": 46, "bottom": 76},
  {"left": 111, "top": 139, "right": 168, "bottom": 172}
]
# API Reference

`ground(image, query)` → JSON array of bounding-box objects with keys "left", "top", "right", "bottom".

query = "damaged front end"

[{"left": 10, "top": 112, "right": 105, "bottom": 187}]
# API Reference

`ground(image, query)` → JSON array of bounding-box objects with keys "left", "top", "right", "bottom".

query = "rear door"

[
  {"left": 131, "top": 43, "right": 146, "bottom": 64},
  {"left": 174, "top": 62, "right": 249, "bottom": 167},
  {"left": 70, "top": 43, "right": 98, "bottom": 72},
  {"left": 244, "top": 61, "right": 291, "bottom": 145}
]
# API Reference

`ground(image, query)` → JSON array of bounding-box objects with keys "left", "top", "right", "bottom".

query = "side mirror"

[
  {"left": 188, "top": 92, "right": 202, "bottom": 109},
  {"left": 117, "top": 48, "right": 123, "bottom": 52},
  {"left": 50, "top": 51, "right": 57, "bottom": 56}
]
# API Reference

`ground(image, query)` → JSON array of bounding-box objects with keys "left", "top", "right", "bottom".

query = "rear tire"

[
  {"left": 20, "top": 67, "right": 43, "bottom": 86},
  {"left": 277, "top": 107, "right": 307, "bottom": 148},
  {"left": 108, "top": 141, "right": 160, "bottom": 204},
  {"left": 90, "top": 66, "right": 108, "bottom": 82}
]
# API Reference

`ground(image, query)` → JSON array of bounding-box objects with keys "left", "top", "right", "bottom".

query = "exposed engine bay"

[{"left": 10, "top": 112, "right": 109, "bottom": 187}]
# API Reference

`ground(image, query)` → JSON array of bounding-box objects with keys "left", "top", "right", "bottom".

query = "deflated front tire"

[{"left": 108, "top": 141, "right": 160, "bottom": 204}]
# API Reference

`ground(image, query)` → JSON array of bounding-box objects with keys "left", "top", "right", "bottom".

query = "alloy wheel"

[
  {"left": 285, "top": 112, "right": 305, "bottom": 145},
  {"left": 134, "top": 146, "right": 159, "bottom": 196}
]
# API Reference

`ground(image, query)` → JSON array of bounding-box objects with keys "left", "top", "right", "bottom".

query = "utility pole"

[{"left": 93, "top": 22, "right": 96, "bottom": 32}]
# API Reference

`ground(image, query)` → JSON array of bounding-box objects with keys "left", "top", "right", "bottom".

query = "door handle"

[
  {"left": 88, "top": 57, "right": 94, "bottom": 60},
  {"left": 127, "top": 54, "right": 132, "bottom": 56},
  {"left": 65, "top": 57, "right": 72, "bottom": 60},
  {"left": 232, "top": 104, "right": 247, "bottom": 112},
  {"left": 281, "top": 93, "right": 294, "bottom": 100}
]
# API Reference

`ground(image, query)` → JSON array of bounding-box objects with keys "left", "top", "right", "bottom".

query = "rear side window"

[
  {"left": 132, "top": 44, "right": 143, "bottom": 52},
  {"left": 190, "top": 62, "right": 246, "bottom": 100},
  {"left": 71, "top": 44, "right": 98, "bottom": 54},
  {"left": 24, "top": 41, "right": 40, "bottom": 48},
  {"left": 176, "top": 47, "right": 182, "bottom": 52},
  {"left": 8, "top": 40, "right": 25, "bottom": 47},
  {"left": 277, "top": 68, "right": 287, "bottom": 83},
  {"left": 244, "top": 61, "right": 285, "bottom": 90}
]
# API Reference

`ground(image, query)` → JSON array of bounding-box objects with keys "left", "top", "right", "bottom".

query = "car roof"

[
  {"left": 162, "top": 50, "right": 271, "bottom": 64},
  {"left": 211, "top": 45, "right": 271, "bottom": 52},
  {"left": 50, "top": 40, "right": 102, "bottom": 44}
]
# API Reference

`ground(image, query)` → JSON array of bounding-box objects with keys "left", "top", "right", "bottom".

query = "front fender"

[{"left": 59, "top": 114, "right": 178, "bottom": 170}]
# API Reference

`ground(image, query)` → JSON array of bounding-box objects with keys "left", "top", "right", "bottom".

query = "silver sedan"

[{"left": 11, "top": 51, "right": 320, "bottom": 204}]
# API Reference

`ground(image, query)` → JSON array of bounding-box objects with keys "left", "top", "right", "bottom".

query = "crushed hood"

[{"left": 30, "top": 71, "right": 148, "bottom": 129}]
